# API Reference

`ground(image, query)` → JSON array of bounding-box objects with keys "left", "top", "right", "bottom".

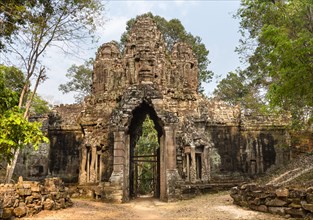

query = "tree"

[
  {"left": 235, "top": 0, "right": 313, "bottom": 128},
  {"left": 0, "top": 67, "right": 49, "bottom": 164},
  {"left": 213, "top": 69, "right": 268, "bottom": 113},
  {"left": 2, "top": 0, "right": 104, "bottom": 109},
  {"left": 0, "top": 66, "right": 20, "bottom": 114},
  {"left": 213, "top": 71, "right": 248, "bottom": 106},
  {"left": 0, "top": 65, "right": 25, "bottom": 93},
  {"left": 59, "top": 59, "right": 93, "bottom": 103},
  {"left": 0, "top": 0, "right": 31, "bottom": 50},
  {"left": 0, "top": 108, "right": 49, "bottom": 163},
  {"left": 2, "top": 0, "right": 105, "bottom": 182},
  {"left": 28, "top": 92, "right": 50, "bottom": 115},
  {"left": 121, "top": 13, "right": 213, "bottom": 91}
]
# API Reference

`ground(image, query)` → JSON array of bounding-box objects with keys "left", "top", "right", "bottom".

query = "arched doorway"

[{"left": 128, "top": 102, "right": 163, "bottom": 199}]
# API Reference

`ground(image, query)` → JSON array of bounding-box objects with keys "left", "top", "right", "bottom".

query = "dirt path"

[{"left": 23, "top": 192, "right": 284, "bottom": 220}]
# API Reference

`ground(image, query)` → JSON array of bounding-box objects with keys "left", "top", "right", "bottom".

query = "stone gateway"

[{"left": 35, "top": 16, "right": 290, "bottom": 202}]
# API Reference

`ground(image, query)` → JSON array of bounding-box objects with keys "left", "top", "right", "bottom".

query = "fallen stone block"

[
  {"left": 266, "top": 198, "right": 288, "bottom": 207},
  {"left": 13, "top": 206, "right": 27, "bottom": 218}
]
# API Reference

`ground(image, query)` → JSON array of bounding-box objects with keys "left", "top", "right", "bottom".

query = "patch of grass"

[{"left": 288, "top": 170, "right": 313, "bottom": 187}]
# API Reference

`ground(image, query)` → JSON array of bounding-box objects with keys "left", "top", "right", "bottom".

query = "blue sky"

[{"left": 38, "top": 0, "right": 243, "bottom": 104}]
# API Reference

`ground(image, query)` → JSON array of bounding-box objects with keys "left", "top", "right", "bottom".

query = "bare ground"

[{"left": 23, "top": 192, "right": 284, "bottom": 220}]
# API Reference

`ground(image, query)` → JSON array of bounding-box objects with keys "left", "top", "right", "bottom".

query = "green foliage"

[
  {"left": 213, "top": 71, "right": 248, "bottom": 106},
  {"left": 213, "top": 69, "right": 268, "bottom": 113},
  {"left": 136, "top": 115, "right": 159, "bottom": 156},
  {"left": 1, "top": 0, "right": 102, "bottom": 181},
  {"left": 0, "top": 67, "right": 19, "bottom": 112},
  {"left": 0, "top": 65, "right": 25, "bottom": 93},
  {"left": 0, "top": 0, "right": 30, "bottom": 50},
  {"left": 121, "top": 13, "right": 213, "bottom": 91},
  {"left": 59, "top": 59, "right": 93, "bottom": 103},
  {"left": 0, "top": 108, "right": 49, "bottom": 162},
  {"left": 0, "top": 65, "right": 49, "bottom": 162},
  {"left": 235, "top": 0, "right": 313, "bottom": 128},
  {"left": 135, "top": 115, "right": 159, "bottom": 195},
  {"left": 29, "top": 93, "right": 50, "bottom": 115}
]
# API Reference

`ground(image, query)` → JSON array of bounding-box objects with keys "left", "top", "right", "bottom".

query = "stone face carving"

[{"left": 43, "top": 15, "right": 290, "bottom": 202}]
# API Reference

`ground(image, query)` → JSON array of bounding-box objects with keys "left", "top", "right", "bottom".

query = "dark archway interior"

[{"left": 128, "top": 101, "right": 163, "bottom": 199}]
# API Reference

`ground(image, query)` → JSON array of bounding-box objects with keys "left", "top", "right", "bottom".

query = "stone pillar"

[
  {"left": 159, "top": 134, "right": 167, "bottom": 201},
  {"left": 163, "top": 125, "right": 180, "bottom": 201},
  {"left": 79, "top": 146, "right": 87, "bottom": 184},
  {"left": 164, "top": 126, "right": 176, "bottom": 170},
  {"left": 89, "top": 146, "right": 97, "bottom": 182},
  {"left": 99, "top": 154, "right": 103, "bottom": 182},
  {"left": 186, "top": 153, "right": 190, "bottom": 181},
  {"left": 87, "top": 149, "right": 90, "bottom": 182},
  {"left": 123, "top": 134, "right": 130, "bottom": 202},
  {"left": 110, "top": 130, "right": 125, "bottom": 186},
  {"left": 202, "top": 145, "right": 210, "bottom": 182},
  {"left": 190, "top": 145, "right": 196, "bottom": 183}
]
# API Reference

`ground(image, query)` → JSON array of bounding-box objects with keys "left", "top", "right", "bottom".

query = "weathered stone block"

[
  {"left": 285, "top": 208, "right": 307, "bottom": 218},
  {"left": 302, "top": 203, "right": 313, "bottom": 212},
  {"left": 306, "top": 193, "right": 313, "bottom": 203},
  {"left": 25, "top": 196, "right": 34, "bottom": 204},
  {"left": 256, "top": 205, "right": 268, "bottom": 212},
  {"left": 275, "top": 188, "right": 289, "bottom": 197},
  {"left": 2, "top": 208, "right": 13, "bottom": 219},
  {"left": 249, "top": 198, "right": 262, "bottom": 206},
  {"left": 13, "top": 206, "right": 27, "bottom": 218},
  {"left": 289, "top": 189, "right": 306, "bottom": 198},
  {"left": 2, "top": 195, "right": 15, "bottom": 208},
  {"left": 265, "top": 198, "right": 287, "bottom": 207},
  {"left": 21, "top": 188, "right": 32, "bottom": 196},
  {"left": 58, "top": 198, "right": 66, "bottom": 209},
  {"left": 43, "top": 198, "right": 54, "bottom": 210},
  {"left": 259, "top": 192, "right": 275, "bottom": 199},
  {"left": 31, "top": 184, "right": 41, "bottom": 192},
  {"left": 55, "top": 202, "right": 62, "bottom": 210},
  {"left": 32, "top": 192, "right": 42, "bottom": 199},
  {"left": 23, "top": 183, "right": 31, "bottom": 189},
  {"left": 65, "top": 198, "right": 73, "bottom": 207},
  {"left": 268, "top": 206, "right": 286, "bottom": 215},
  {"left": 288, "top": 198, "right": 302, "bottom": 208}
]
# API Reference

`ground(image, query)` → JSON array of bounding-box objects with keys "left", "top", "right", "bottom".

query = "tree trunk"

[{"left": 5, "top": 67, "right": 45, "bottom": 183}]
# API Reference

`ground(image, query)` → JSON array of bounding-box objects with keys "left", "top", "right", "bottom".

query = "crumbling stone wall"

[
  {"left": 48, "top": 104, "right": 83, "bottom": 182},
  {"left": 231, "top": 184, "right": 313, "bottom": 218},
  {"left": 0, "top": 177, "right": 72, "bottom": 219}
]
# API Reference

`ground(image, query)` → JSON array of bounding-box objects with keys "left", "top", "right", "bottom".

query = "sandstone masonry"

[
  {"left": 0, "top": 177, "right": 72, "bottom": 219},
  {"left": 231, "top": 184, "right": 313, "bottom": 218}
]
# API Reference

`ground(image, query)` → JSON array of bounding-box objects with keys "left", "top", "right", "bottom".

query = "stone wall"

[
  {"left": 230, "top": 184, "right": 313, "bottom": 218},
  {"left": 48, "top": 104, "right": 83, "bottom": 182},
  {"left": 0, "top": 177, "right": 72, "bottom": 219},
  {"left": 10, "top": 105, "right": 83, "bottom": 183}
]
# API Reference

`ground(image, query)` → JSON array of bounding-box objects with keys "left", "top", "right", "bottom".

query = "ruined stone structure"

[
  {"left": 0, "top": 177, "right": 72, "bottom": 219},
  {"left": 24, "top": 16, "right": 290, "bottom": 202},
  {"left": 231, "top": 184, "right": 313, "bottom": 218}
]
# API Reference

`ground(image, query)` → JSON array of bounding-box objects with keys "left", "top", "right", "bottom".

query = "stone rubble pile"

[
  {"left": 231, "top": 183, "right": 313, "bottom": 218},
  {"left": 0, "top": 177, "right": 72, "bottom": 219}
]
